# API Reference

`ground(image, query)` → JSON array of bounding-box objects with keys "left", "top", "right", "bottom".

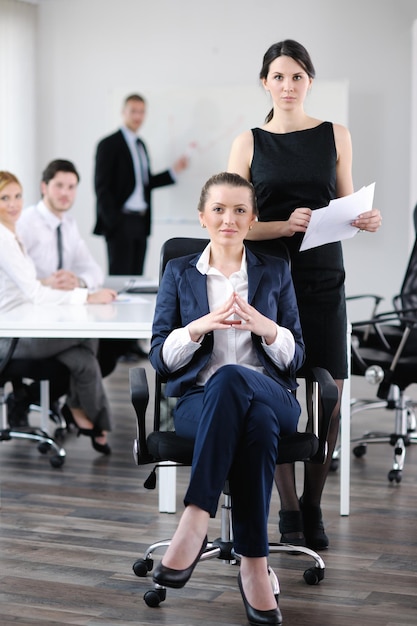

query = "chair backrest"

[
  {"left": 396, "top": 205, "right": 417, "bottom": 312},
  {"left": 398, "top": 237, "right": 417, "bottom": 311},
  {"left": 0, "top": 338, "right": 19, "bottom": 377},
  {"left": 159, "top": 237, "right": 290, "bottom": 279}
]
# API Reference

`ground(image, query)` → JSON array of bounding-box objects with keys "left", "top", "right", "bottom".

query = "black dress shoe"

[
  {"left": 152, "top": 536, "right": 208, "bottom": 589},
  {"left": 299, "top": 497, "right": 329, "bottom": 550},
  {"left": 278, "top": 509, "right": 306, "bottom": 547},
  {"left": 238, "top": 571, "right": 283, "bottom": 626},
  {"left": 6, "top": 390, "right": 30, "bottom": 428}
]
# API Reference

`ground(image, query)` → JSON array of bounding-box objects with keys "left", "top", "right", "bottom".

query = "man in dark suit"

[{"left": 93, "top": 93, "right": 188, "bottom": 276}]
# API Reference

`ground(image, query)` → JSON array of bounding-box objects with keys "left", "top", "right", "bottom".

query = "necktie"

[
  {"left": 57, "top": 223, "right": 63, "bottom": 269},
  {"left": 136, "top": 139, "right": 148, "bottom": 185}
]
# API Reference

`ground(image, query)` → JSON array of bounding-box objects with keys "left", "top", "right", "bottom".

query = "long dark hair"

[{"left": 260, "top": 40, "right": 316, "bottom": 123}]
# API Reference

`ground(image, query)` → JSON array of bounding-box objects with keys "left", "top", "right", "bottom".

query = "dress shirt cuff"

[
  {"left": 162, "top": 326, "right": 201, "bottom": 371},
  {"left": 262, "top": 324, "right": 295, "bottom": 370},
  {"left": 71, "top": 287, "right": 89, "bottom": 304},
  {"left": 169, "top": 168, "right": 177, "bottom": 183}
]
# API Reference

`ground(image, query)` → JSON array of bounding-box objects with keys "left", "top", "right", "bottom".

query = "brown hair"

[
  {"left": 42, "top": 159, "right": 80, "bottom": 184},
  {"left": 0, "top": 171, "right": 22, "bottom": 193},
  {"left": 198, "top": 172, "right": 258, "bottom": 216},
  {"left": 124, "top": 93, "right": 146, "bottom": 106}
]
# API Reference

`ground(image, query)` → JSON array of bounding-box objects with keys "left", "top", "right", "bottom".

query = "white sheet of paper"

[{"left": 299, "top": 183, "right": 375, "bottom": 252}]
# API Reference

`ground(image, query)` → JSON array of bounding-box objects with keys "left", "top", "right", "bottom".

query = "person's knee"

[{"left": 207, "top": 364, "right": 248, "bottom": 392}]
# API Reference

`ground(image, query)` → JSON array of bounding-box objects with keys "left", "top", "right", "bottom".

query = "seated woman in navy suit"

[{"left": 149, "top": 172, "right": 305, "bottom": 626}]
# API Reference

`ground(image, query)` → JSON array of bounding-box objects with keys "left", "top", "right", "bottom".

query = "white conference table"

[
  {"left": 0, "top": 286, "right": 351, "bottom": 516},
  {"left": 0, "top": 296, "right": 156, "bottom": 339}
]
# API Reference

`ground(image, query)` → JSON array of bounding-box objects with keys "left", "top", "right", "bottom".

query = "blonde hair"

[{"left": 0, "top": 171, "right": 22, "bottom": 193}]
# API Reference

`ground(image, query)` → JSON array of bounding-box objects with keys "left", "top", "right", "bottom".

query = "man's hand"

[
  {"left": 87, "top": 289, "right": 117, "bottom": 304},
  {"left": 41, "top": 269, "right": 81, "bottom": 290}
]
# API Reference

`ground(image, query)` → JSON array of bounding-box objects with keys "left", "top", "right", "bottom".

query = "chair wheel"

[
  {"left": 303, "top": 567, "right": 324, "bottom": 585},
  {"left": 353, "top": 444, "right": 367, "bottom": 458},
  {"left": 144, "top": 588, "right": 166, "bottom": 607},
  {"left": 133, "top": 558, "right": 153, "bottom": 577},
  {"left": 54, "top": 427, "right": 66, "bottom": 439},
  {"left": 329, "top": 457, "right": 339, "bottom": 472},
  {"left": 49, "top": 455, "right": 65, "bottom": 468},
  {"left": 38, "top": 441, "right": 51, "bottom": 454},
  {"left": 388, "top": 469, "right": 402, "bottom": 483}
]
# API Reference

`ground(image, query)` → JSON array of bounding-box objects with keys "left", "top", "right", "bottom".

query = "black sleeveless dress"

[{"left": 250, "top": 122, "right": 347, "bottom": 379}]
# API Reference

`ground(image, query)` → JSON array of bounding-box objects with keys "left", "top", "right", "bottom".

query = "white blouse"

[{"left": 0, "top": 222, "right": 87, "bottom": 313}]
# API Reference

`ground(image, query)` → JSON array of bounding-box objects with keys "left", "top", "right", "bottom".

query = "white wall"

[
  {"left": 411, "top": 19, "right": 417, "bottom": 227},
  {"left": 0, "top": 0, "right": 37, "bottom": 199},
  {"left": 13, "top": 0, "right": 417, "bottom": 306}
]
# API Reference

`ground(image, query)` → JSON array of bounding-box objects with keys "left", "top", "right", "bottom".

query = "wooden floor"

[{"left": 1, "top": 360, "right": 417, "bottom": 626}]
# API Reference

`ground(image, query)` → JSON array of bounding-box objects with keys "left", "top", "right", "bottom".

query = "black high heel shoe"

[
  {"left": 77, "top": 426, "right": 111, "bottom": 456},
  {"left": 237, "top": 571, "right": 283, "bottom": 626},
  {"left": 152, "top": 535, "right": 208, "bottom": 589}
]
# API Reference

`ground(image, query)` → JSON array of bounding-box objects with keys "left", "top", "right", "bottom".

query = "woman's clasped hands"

[{"left": 187, "top": 292, "right": 277, "bottom": 345}]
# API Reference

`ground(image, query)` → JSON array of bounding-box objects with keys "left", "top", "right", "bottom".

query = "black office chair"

[
  {"left": 346, "top": 203, "right": 417, "bottom": 352},
  {"left": 129, "top": 237, "right": 338, "bottom": 608},
  {"left": 330, "top": 207, "right": 417, "bottom": 479},
  {"left": 330, "top": 207, "right": 417, "bottom": 482},
  {"left": 0, "top": 338, "right": 69, "bottom": 468},
  {"left": 343, "top": 307, "right": 417, "bottom": 483}
]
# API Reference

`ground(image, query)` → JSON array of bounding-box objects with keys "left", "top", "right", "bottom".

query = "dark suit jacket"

[
  {"left": 149, "top": 247, "right": 305, "bottom": 398},
  {"left": 93, "top": 129, "right": 175, "bottom": 237}
]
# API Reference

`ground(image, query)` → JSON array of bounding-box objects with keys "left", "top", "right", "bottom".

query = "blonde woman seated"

[
  {"left": 0, "top": 171, "right": 117, "bottom": 455},
  {"left": 149, "top": 172, "right": 305, "bottom": 626}
]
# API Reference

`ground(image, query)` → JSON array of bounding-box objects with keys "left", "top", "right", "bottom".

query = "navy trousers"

[{"left": 173, "top": 364, "right": 301, "bottom": 557}]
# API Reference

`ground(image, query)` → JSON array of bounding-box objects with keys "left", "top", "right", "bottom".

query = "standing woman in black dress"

[{"left": 228, "top": 39, "right": 382, "bottom": 549}]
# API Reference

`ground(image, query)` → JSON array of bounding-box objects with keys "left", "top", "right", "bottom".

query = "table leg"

[
  {"left": 159, "top": 461, "right": 177, "bottom": 513},
  {"left": 340, "top": 324, "right": 351, "bottom": 516}
]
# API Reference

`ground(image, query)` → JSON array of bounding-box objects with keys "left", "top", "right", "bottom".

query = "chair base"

[
  {"left": 133, "top": 491, "right": 325, "bottom": 608},
  {"left": 134, "top": 537, "right": 325, "bottom": 607},
  {"left": 0, "top": 427, "right": 66, "bottom": 468},
  {"left": 331, "top": 388, "right": 417, "bottom": 482}
]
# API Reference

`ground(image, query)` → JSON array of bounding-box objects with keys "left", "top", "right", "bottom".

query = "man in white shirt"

[
  {"left": 9, "top": 160, "right": 121, "bottom": 427},
  {"left": 17, "top": 159, "right": 103, "bottom": 291}
]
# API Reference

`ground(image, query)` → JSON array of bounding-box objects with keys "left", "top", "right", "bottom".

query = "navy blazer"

[
  {"left": 150, "top": 247, "right": 305, "bottom": 398},
  {"left": 93, "top": 130, "right": 175, "bottom": 237}
]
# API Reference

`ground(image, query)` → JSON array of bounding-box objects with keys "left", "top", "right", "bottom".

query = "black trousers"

[{"left": 106, "top": 213, "right": 148, "bottom": 275}]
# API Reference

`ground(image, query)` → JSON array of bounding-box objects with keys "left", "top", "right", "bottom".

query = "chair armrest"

[
  {"left": 346, "top": 293, "right": 384, "bottom": 319},
  {"left": 129, "top": 366, "right": 152, "bottom": 465}
]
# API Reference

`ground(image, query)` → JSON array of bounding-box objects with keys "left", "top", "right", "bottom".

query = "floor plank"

[{"left": 1, "top": 361, "right": 417, "bottom": 625}]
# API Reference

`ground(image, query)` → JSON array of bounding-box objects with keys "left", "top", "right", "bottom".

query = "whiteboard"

[{"left": 114, "top": 80, "right": 349, "bottom": 224}]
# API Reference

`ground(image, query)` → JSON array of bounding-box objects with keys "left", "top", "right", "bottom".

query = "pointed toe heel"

[
  {"left": 238, "top": 572, "right": 283, "bottom": 626},
  {"left": 152, "top": 536, "right": 208, "bottom": 589}
]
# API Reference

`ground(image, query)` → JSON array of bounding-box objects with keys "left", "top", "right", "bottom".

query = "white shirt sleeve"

[
  {"left": 261, "top": 324, "right": 295, "bottom": 370},
  {"left": 161, "top": 326, "right": 202, "bottom": 371},
  {"left": 0, "top": 226, "right": 88, "bottom": 311}
]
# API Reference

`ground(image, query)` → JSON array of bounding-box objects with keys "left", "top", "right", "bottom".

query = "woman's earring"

[{"left": 201, "top": 224, "right": 206, "bottom": 229}]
